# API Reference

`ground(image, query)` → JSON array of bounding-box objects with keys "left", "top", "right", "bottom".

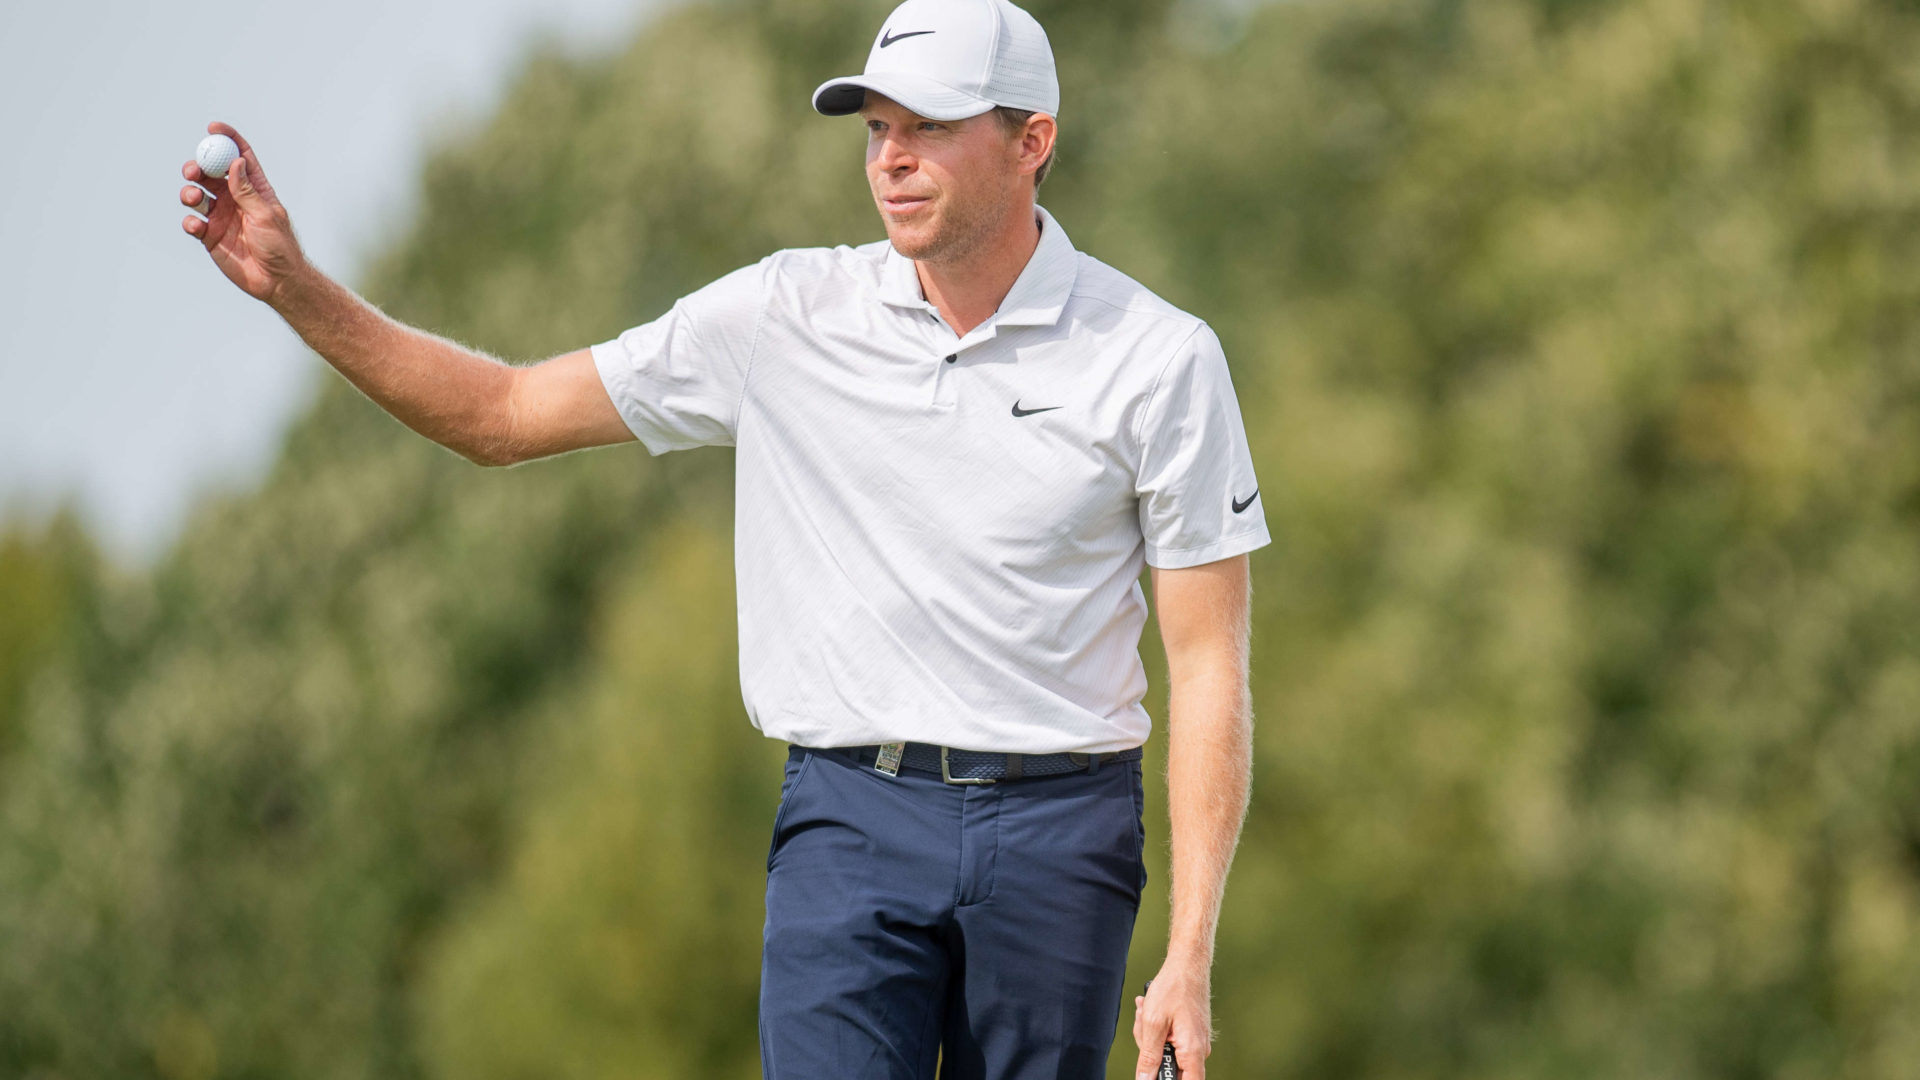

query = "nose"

[{"left": 872, "top": 131, "right": 915, "bottom": 174}]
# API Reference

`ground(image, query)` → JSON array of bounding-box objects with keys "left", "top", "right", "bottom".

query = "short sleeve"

[
  {"left": 1134, "top": 323, "right": 1273, "bottom": 569},
  {"left": 590, "top": 255, "right": 773, "bottom": 455}
]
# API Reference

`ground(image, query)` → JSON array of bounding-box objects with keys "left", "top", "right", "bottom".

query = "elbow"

[
  {"left": 467, "top": 369, "right": 523, "bottom": 467},
  {"left": 456, "top": 427, "right": 519, "bottom": 468},
  {"left": 470, "top": 366, "right": 531, "bottom": 468},
  {"left": 464, "top": 442, "right": 518, "bottom": 468}
]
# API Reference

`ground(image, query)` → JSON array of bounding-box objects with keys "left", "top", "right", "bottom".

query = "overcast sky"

[{"left": 0, "top": 0, "right": 670, "bottom": 568}]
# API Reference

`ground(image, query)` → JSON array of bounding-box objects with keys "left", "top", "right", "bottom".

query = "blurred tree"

[{"left": 0, "top": 504, "right": 97, "bottom": 765}]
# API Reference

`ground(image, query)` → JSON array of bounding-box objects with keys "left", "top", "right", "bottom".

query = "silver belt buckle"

[{"left": 941, "top": 745, "right": 998, "bottom": 785}]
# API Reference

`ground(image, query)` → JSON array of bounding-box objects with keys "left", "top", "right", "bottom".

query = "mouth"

[{"left": 882, "top": 194, "right": 931, "bottom": 214}]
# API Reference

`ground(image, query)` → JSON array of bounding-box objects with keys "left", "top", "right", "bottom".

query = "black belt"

[{"left": 807, "top": 741, "right": 1143, "bottom": 784}]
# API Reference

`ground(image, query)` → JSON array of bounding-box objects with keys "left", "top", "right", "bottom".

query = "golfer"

[{"left": 179, "top": 1, "right": 1264, "bottom": 1076}]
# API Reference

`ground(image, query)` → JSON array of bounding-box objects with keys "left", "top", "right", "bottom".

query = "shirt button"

[{"left": 945, "top": 354, "right": 957, "bottom": 364}]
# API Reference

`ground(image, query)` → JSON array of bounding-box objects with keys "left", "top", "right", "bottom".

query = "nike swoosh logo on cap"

[
  {"left": 1232, "top": 489, "right": 1259, "bottom": 513},
  {"left": 1011, "top": 400, "right": 1061, "bottom": 417},
  {"left": 880, "top": 29, "right": 936, "bottom": 47}
]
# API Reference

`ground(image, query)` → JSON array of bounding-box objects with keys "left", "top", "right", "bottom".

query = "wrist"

[
  {"left": 1161, "top": 942, "right": 1213, "bottom": 976},
  {"left": 265, "top": 257, "right": 324, "bottom": 317}
]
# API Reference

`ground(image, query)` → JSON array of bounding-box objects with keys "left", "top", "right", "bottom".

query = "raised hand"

[{"left": 179, "top": 121, "right": 308, "bottom": 305}]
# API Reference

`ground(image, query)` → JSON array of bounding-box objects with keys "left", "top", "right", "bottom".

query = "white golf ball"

[{"left": 196, "top": 133, "right": 240, "bottom": 179}]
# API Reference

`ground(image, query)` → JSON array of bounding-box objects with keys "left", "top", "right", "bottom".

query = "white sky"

[{"left": 0, "top": 0, "right": 670, "bottom": 568}]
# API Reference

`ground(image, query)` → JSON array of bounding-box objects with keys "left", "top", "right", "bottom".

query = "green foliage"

[
  {"left": 0, "top": 504, "right": 97, "bottom": 765},
  {"left": 418, "top": 524, "right": 768, "bottom": 1080},
  {"left": 4, "top": 0, "right": 1920, "bottom": 1077}
]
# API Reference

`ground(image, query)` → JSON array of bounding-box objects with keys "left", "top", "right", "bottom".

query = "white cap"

[{"left": 811, "top": 0, "right": 1060, "bottom": 122}]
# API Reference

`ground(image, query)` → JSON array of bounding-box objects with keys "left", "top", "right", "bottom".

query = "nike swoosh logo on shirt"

[
  {"left": 1011, "top": 400, "right": 1062, "bottom": 417},
  {"left": 1232, "top": 489, "right": 1259, "bottom": 513},
  {"left": 880, "top": 29, "right": 935, "bottom": 47}
]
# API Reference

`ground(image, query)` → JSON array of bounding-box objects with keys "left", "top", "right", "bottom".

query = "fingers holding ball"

[
  {"left": 180, "top": 184, "right": 214, "bottom": 216},
  {"left": 182, "top": 125, "right": 248, "bottom": 243},
  {"left": 195, "top": 133, "right": 240, "bottom": 180}
]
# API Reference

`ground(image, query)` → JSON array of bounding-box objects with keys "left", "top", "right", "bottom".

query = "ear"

[{"left": 1017, "top": 112, "right": 1058, "bottom": 179}]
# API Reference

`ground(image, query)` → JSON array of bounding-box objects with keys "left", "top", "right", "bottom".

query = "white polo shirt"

[{"left": 591, "top": 204, "right": 1269, "bottom": 754}]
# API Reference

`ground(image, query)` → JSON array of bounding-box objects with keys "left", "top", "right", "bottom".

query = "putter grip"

[{"left": 1140, "top": 980, "right": 1180, "bottom": 1079}]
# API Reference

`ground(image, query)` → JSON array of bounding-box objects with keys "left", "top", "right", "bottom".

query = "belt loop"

[
  {"left": 1005, "top": 753, "right": 1024, "bottom": 781},
  {"left": 1086, "top": 751, "right": 1102, "bottom": 776}
]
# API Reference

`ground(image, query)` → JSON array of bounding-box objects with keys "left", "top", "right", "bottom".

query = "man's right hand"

[{"left": 180, "top": 121, "right": 309, "bottom": 306}]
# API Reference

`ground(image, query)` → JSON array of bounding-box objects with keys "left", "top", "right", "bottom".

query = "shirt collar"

[{"left": 876, "top": 204, "right": 1079, "bottom": 329}]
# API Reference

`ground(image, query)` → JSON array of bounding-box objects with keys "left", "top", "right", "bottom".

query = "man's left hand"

[{"left": 1132, "top": 956, "right": 1212, "bottom": 1079}]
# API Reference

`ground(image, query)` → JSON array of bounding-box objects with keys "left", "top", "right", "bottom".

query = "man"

[{"left": 178, "top": 1, "right": 1264, "bottom": 1076}]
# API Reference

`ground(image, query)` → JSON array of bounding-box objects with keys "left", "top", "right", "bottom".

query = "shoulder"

[
  {"left": 1063, "top": 252, "right": 1216, "bottom": 370},
  {"left": 1065, "top": 254, "right": 1215, "bottom": 370},
  {"left": 1068, "top": 254, "right": 1207, "bottom": 329},
  {"left": 755, "top": 238, "right": 894, "bottom": 293}
]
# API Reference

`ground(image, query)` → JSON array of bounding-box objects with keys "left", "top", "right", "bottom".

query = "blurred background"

[{"left": 4, "top": 0, "right": 1920, "bottom": 1076}]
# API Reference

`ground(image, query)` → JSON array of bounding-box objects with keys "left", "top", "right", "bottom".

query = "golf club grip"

[{"left": 1140, "top": 980, "right": 1180, "bottom": 1079}]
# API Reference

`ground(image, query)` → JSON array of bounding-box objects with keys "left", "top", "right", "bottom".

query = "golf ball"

[{"left": 196, "top": 133, "right": 240, "bottom": 179}]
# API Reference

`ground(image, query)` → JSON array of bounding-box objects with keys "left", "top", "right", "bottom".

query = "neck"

[{"left": 914, "top": 200, "right": 1041, "bottom": 337}]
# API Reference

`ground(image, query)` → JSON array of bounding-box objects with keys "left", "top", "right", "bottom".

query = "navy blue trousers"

[{"left": 760, "top": 743, "right": 1148, "bottom": 1079}]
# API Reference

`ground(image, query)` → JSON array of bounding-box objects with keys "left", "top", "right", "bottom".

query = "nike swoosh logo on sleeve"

[{"left": 1232, "top": 489, "right": 1259, "bottom": 513}]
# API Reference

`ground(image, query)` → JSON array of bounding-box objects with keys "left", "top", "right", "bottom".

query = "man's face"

[{"left": 860, "top": 93, "right": 1027, "bottom": 264}]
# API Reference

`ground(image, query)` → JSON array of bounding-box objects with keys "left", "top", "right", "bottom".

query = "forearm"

[
  {"left": 1162, "top": 657, "right": 1253, "bottom": 968},
  {"left": 268, "top": 263, "right": 515, "bottom": 465}
]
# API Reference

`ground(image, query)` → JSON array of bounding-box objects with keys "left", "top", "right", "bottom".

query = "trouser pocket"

[
  {"left": 1129, "top": 760, "right": 1148, "bottom": 895},
  {"left": 767, "top": 749, "right": 815, "bottom": 873}
]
